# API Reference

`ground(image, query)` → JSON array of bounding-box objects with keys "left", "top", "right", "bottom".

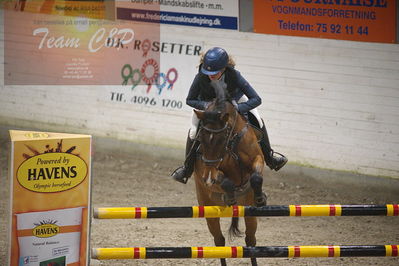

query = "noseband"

[{"left": 202, "top": 123, "right": 228, "bottom": 134}]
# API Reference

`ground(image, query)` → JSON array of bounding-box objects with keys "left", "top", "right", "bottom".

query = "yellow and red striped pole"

[
  {"left": 93, "top": 204, "right": 399, "bottom": 219},
  {"left": 92, "top": 245, "right": 399, "bottom": 260}
]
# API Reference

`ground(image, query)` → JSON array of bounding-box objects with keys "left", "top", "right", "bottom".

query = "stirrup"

[
  {"left": 171, "top": 166, "right": 189, "bottom": 184},
  {"left": 271, "top": 151, "right": 287, "bottom": 171}
]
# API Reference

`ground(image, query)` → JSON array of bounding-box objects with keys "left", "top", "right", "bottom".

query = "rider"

[{"left": 171, "top": 47, "right": 287, "bottom": 184}]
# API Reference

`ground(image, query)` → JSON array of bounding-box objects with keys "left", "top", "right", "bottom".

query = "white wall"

[{"left": 1, "top": 10, "right": 399, "bottom": 178}]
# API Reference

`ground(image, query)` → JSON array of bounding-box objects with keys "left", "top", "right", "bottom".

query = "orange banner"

[
  {"left": 254, "top": 0, "right": 396, "bottom": 43},
  {"left": 4, "top": 0, "right": 105, "bottom": 19}
]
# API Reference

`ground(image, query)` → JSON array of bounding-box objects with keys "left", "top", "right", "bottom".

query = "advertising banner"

[
  {"left": 107, "top": 36, "right": 204, "bottom": 112},
  {"left": 116, "top": 0, "right": 239, "bottom": 30},
  {"left": 8, "top": 130, "right": 91, "bottom": 266},
  {"left": 4, "top": 8, "right": 160, "bottom": 85},
  {"left": 5, "top": 0, "right": 106, "bottom": 19},
  {"left": 253, "top": 0, "right": 396, "bottom": 43}
]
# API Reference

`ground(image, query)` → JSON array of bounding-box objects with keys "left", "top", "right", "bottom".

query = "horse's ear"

[
  {"left": 194, "top": 109, "right": 205, "bottom": 120},
  {"left": 222, "top": 113, "right": 229, "bottom": 123}
]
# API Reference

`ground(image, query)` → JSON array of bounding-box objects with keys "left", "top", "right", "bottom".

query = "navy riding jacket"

[{"left": 186, "top": 66, "right": 261, "bottom": 114}]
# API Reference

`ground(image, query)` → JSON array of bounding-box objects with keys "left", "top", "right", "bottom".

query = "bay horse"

[{"left": 193, "top": 81, "right": 267, "bottom": 266}]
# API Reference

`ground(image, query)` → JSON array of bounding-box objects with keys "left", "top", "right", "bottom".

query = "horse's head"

[{"left": 194, "top": 97, "right": 237, "bottom": 186}]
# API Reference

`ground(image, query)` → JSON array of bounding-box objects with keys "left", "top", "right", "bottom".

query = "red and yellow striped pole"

[
  {"left": 92, "top": 247, "right": 147, "bottom": 260},
  {"left": 288, "top": 205, "right": 342, "bottom": 216},
  {"left": 191, "top": 246, "right": 244, "bottom": 259},
  {"left": 287, "top": 245, "right": 341, "bottom": 257},
  {"left": 94, "top": 207, "right": 148, "bottom": 219},
  {"left": 92, "top": 245, "right": 399, "bottom": 260},
  {"left": 192, "top": 206, "right": 245, "bottom": 218},
  {"left": 93, "top": 204, "right": 399, "bottom": 219}
]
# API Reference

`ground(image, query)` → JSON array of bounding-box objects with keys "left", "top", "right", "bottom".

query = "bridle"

[{"left": 199, "top": 107, "right": 238, "bottom": 168}]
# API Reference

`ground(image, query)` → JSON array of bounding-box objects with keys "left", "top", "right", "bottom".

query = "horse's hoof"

[
  {"left": 222, "top": 194, "right": 237, "bottom": 206},
  {"left": 254, "top": 192, "right": 267, "bottom": 207}
]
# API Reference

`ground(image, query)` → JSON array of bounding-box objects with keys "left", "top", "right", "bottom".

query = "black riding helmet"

[{"left": 201, "top": 47, "right": 229, "bottom": 75}]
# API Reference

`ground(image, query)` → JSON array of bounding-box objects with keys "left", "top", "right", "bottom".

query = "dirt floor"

[{"left": 1, "top": 136, "right": 398, "bottom": 266}]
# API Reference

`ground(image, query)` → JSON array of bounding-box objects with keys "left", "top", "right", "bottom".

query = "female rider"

[{"left": 172, "top": 47, "right": 287, "bottom": 184}]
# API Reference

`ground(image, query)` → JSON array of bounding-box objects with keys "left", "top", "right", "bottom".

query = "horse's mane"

[
  {"left": 209, "top": 81, "right": 232, "bottom": 113},
  {"left": 214, "top": 84, "right": 226, "bottom": 112},
  {"left": 204, "top": 81, "right": 236, "bottom": 123}
]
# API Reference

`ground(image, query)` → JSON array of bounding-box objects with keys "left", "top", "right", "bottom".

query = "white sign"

[
  {"left": 117, "top": 0, "right": 239, "bottom": 30},
  {"left": 108, "top": 36, "right": 204, "bottom": 112}
]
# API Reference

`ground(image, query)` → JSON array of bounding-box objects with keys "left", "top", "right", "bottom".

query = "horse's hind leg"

[
  {"left": 205, "top": 218, "right": 227, "bottom": 266},
  {"left": 244, "top": 217, "right": 258, "bottom": 266}
]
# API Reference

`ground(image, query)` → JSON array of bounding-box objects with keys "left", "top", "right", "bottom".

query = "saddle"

[{"left": 250, "top": 125, "right": 263, "bottom": 142}]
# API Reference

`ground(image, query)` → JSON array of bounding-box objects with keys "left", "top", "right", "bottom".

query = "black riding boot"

[
  {"left": 260, "top": 122, "right": 288, "bottom": 171},
  {"left": 171, "top": 136, "right": 198, "bottom": 184}
]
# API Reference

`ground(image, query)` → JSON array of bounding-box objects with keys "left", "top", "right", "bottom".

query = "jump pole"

[
  {"left": 93, "top": 204, "right": 399, "bottom": 219},
  {"left": 91, "top": 245, "right": 399, "bottom": 260}
]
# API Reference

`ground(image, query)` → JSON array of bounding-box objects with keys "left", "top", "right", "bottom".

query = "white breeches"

[{"left": 188, "top": 95, "right": 263, "bottom": 140}]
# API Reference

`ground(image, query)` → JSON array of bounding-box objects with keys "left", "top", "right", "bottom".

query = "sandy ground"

[{"left": 1, "top": 136, "right": 398, "bottom": 266}]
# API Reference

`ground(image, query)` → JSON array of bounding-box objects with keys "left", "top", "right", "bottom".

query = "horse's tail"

[{"left": 228, "top": 217, "right": 242, "bottom": 239}]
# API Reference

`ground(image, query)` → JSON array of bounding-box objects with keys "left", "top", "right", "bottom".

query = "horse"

[{"left": 192, "top": 81, "right": 267, "bottom": 266}]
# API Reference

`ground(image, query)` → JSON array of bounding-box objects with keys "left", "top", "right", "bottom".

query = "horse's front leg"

[
  {"left": 220, "top": 177, "right": 237, "bottom": 206},
  {"left": 250, "top": 155, "right": 267, "bottom": 207},
  {"left": 206, "top": 218, "right": 227, "bottom": 266},
  {"left": 196, "top": 179, "right": 227, "bottom": 265}
]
